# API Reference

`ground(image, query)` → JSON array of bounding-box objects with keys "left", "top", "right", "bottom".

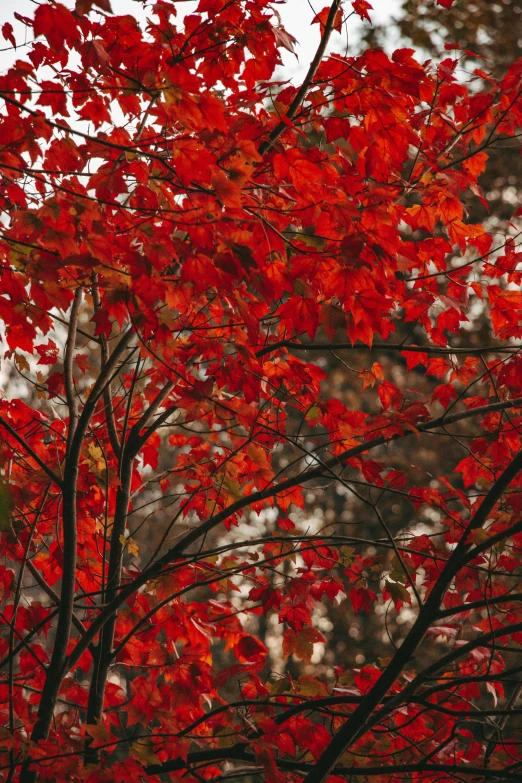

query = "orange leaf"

[{"left": 212, "top": 170, "right": 243, "bottom": 208}]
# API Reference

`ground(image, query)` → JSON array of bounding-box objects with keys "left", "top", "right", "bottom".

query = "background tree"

[{"left": 1, "top": 1, "right": 522, "bottom": 783}]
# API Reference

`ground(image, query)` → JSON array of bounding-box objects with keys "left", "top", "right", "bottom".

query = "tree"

[
  {"left": 2, "top": 0, "right": 522, "bottom": 781},
  {"left": 389, "top": 0, "right": 522, "bottom": 224}
]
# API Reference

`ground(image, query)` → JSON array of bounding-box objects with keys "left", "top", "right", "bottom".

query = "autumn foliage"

[{"left": 2, "top": 0, "right": 522, "bottom": 780}]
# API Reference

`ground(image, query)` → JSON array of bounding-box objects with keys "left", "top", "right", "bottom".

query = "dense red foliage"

[{"left": 2, "top": 0, "right": 522, "bottom": 781}]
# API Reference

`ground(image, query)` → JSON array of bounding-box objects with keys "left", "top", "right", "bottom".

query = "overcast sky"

[{"left": 0, "top": 0, "right": 401, "bottom": 80}]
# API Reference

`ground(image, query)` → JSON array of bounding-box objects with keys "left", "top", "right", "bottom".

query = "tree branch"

[
  {"left": 92, "top": 278, "right": 121, "bottom": 459},
  {"left": 85, "top": 380, "right": 175, "bottom": 762},
  {"left": 256, "top": 339, "right": 520, "bottom": 358},
  {"left": 258, "top": 0, "right": 341, "bottom": 155},
  {"left": 300, "top": 448, "right": 522, "bottom": 783},
  {"left": 63, "top": 394, "right": 522, "bottom": 675},
  {"left": 64, "top": 287, "right": 82, "bottom": 458},
  {"left": 21, "top": 327, "right": 137, "bottom": 781},
  {"left": 0, "top": 417, "right": 63, "bottom": 489},
  {"left": 144, "top": 750, "right": 522, "bottom": 780}
]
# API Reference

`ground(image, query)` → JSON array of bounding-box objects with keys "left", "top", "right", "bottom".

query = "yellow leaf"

[
  {"left": 119, "top": 535, "right": 139, "bottom": 557},
  {"left": 131, "top": 737, "right": 160, "bottom": 766},
  {"left": 84, "top": 721, "right": 110, "bottom": 747},
  {"left": 85, "top": 442, "right": 105, "bottom": 475},
  {"left": 305, "top": 405, "right": 321, "bottom": 425},
  {"left": 270, "top": 677, "right": 291, "bottom": 696},
  {"left": 340, "top": 546, "right": 355, "bottom": 566},
  {"left": 297, "top": 676, "right": 328, "bottom": 697},
  {"left": 472, "top": 528, "right": 490, "bottom": 545}
]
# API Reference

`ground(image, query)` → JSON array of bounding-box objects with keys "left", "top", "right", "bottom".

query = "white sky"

[{"left": 0, "top": 0, "right": 401, "bottom": 80}]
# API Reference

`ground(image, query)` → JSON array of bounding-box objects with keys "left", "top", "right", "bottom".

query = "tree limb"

[
  {"left": 258, "top": 0, "right": 341, "bottom": 155},
  {"left": 63, "top": 394, "right": 522, "bottom": 675},
  {"left": 300, "top": 448, "right": 522, "bottom": 783}
]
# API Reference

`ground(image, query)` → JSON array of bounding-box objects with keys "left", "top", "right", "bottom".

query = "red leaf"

[
  {"left": 402, "top": 351, "right": 428, "bottom": 371},
  {"left": 352, "top": 0, "right": 373, "bottom": 22},
  {"left": 37, "top": 81, "right": 68, "bottom": 117},
  {"left": 33, "top": 3, "right": 80, "bottom": 52},
  {"left": 36, "top": 339, "right": 59, "bottom": 366},
  {"left": 431, "top": 383, "right": 458, "bottom": 408},
  {"left": 350, "top": 587, "right": 377, "bottom": 614},
  {"left": 234, "top": 634, "right": 268, "bottom": 663},
  {"left": 279, "top": 296, "right": 319, "bottom": 339},
  {"left": 277, "top": 516, "right": 297, "bottom": 531},
  {"left": 378, "top": 380, "right": 401, "bottom": 411},
  {"left": 2, "top": 23, "right": 16, "bottom": 48},
  {"left": 321, "top": 304, "right": 346, "bottom": 340}
]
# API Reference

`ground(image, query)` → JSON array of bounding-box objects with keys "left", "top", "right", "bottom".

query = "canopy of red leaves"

[{"left": 0, "top": 1, "right": 522, "bottom": 782}]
